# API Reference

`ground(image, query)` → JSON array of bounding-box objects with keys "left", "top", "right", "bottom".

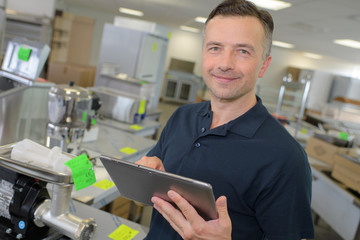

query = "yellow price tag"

[
  {"left": 130, "top": 124, "right": 143, "bottom": 131},
  {"left": 93, "top": 179, "right": 115, "bottom": 190},
  {"left": 138, "top": 100, "right": 146, "bottom": 115},
  {"left": 108, "top": 224, "right": 139, "bottom": 240},
  {"left": 120, "top": 147, "right": 138, "bottom": 155}
]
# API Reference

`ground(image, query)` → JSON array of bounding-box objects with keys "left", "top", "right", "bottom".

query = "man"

[{"left": 136, "top": 0, "right": 314, "bottom": 239}]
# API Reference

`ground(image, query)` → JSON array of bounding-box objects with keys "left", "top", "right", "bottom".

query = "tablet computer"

[{"left": 99, "top": 155, "right": 218, "bottom": 221}]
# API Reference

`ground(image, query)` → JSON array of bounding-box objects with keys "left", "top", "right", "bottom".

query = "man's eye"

[
  {"left": 209, "top": 47, "right": 220, "bottom": 52},
  {"left": 239, "top": 49, "right": 249, "bottom": 54}
]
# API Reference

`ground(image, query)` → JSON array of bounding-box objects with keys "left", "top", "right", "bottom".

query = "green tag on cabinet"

[{"left": 18, "top": 47, "right": 32, "bottom": 61}]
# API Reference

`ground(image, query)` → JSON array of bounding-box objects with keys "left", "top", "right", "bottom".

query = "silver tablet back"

[{"left": 100, "top": 155, "right": 218, "bottom": 220}]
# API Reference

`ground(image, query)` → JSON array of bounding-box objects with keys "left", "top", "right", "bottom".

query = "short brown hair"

[{"left": 205, "top": 0, "right": 274, "bottom": 59}]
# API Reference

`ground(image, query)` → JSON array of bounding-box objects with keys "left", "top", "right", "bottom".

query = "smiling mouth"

[{"left": 212, "top": 74, "right": 239, "bottom": 83}]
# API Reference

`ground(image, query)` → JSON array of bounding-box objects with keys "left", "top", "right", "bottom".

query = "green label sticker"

[
  {"left": 93, "top": 179, "right": 115, "bottom": 190},
  {"left": 108, "top": 224, "right": 139, "bottom": 240},
  {"left": 18, "top": 46, "right": 32, "bottom": 61},
  {"left": 138, "top": 100, "right": 146, "bottom": 115},
  {"left": 339, "top": 132, "right": 349, "bottom": 141},
  {"left": 64, "top": 154, "right": 96, "bottom": 191},
  {"left": 167, "top": 32, "right": 172, "bottom": 40},
  {"left": 82, "top": 111, "right": 88, "bottom": 123},
  {"left": 152, "top": 43, "right": 157, "bottom": 52},
  {"left": 120, "top": 147, "right": 138, "bottom": 155},
  {"left": 130, "top": 124, "right": 143, "bottom": 131},
  {"left": 140, "top": 80, "right": 148, "bottom": 85}
]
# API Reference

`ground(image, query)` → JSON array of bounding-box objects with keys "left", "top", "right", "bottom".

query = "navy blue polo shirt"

[{"left": 145, "top": 97, "right": 314, "bottom": 240}]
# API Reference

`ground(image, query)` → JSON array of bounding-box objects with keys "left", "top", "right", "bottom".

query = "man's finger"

[
  {"left": 168, "top": 190, "right": 205, "bottom": 225},
  {"left": 152, "top": 199, "right": 185, "bottom": 238}
]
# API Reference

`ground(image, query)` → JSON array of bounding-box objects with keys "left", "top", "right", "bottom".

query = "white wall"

[
  {"left": 7, "top": 0, "right": 55, "bottom": 18},
  {"left": 164, "top": 29, "right": 203, "bottom": 76},
  {"left": 258, "top": 47, "right": 360, "bottom": 89}
]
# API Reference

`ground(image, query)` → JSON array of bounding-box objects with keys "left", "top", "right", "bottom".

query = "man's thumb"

[{"left": 216, "top": 196, "right": 229, "bottom": 218}]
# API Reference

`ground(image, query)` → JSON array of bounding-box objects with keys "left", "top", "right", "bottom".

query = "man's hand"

[
  {"left": 135, "top": 156, "right": 165, "bottom": 171},
  {"left": 151, "top": 190, "right": 232, "bottom": 240}
]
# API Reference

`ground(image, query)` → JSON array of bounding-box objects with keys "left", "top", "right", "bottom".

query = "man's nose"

[{"left": 218, "top": 50, "right": 235, "bottom": 71}]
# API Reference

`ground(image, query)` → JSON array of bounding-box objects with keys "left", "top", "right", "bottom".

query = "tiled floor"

[{"left": 151, "top": 100, "right": 344, "bottom": 240}]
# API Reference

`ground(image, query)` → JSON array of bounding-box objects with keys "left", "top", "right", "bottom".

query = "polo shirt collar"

[{"left": 197, "top": 97, "right": 269, "bottom": 138}]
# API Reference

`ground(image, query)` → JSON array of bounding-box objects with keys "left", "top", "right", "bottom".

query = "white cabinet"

[
  {"left": 311, "top": 164, "right": 360, "bottom": 240},
  {"left": 95, "top": 23, "right": 169, "bottom": 110}
]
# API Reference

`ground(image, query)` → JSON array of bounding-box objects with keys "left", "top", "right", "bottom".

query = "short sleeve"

[{"left": 255, "top": 150, "right": 314, "bottom": 239}]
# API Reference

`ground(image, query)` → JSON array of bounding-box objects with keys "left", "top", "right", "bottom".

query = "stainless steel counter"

[
  {"left": 82, "top": 124, "right": 156, "bottom": 163},
  {"left": 74, "top": 124, "right": 157, "bottom": 208},
  {"left": 97, "top": 117, "right": 161, "bottom": 139},
  {"left": 64, "top": 199, "right": 149, "bottom": 239}
]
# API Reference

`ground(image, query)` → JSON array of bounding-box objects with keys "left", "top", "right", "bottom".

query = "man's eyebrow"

[
  {"left": 205, "top": 41, "right": 256, "bottom": 52},
  {"left": 205, "top": 41, "right": 223, "bottom": 47}
]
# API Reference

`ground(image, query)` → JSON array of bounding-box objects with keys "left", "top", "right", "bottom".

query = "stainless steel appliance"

[
  {"left": 0, "top": 37, "right": 51, "bottom": 145},
  {"left": 0, "top": 142, "right": 96, "bottom": 240},
  {"left": 95, "top": 23, "right": 168, "bottom": 111},
  {"left": 89, "top": 86, "right": 147, "bottom": 124},
  {"left": 46, "top": 83, "right": 92, "bottom": 154}
]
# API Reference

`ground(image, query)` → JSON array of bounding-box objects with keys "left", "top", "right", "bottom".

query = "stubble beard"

[{"left": 206, "top": 72, "right": 254, "bottom": 102}]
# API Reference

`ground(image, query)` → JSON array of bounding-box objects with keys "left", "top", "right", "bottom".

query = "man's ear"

[{"left": 258, "top": 55, "right": 272, "bottom": 78}]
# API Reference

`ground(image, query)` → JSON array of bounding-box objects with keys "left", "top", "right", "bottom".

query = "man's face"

[{"left": 202, "top": 15, "right": 271, "bottom": 102}]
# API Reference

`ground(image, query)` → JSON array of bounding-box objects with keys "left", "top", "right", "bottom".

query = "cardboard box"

[
  {"left": 110, "top": 196, "right": 132, "bottom": 219},
  {"left": 47, "top": 62, "right": 96, "bottom": 87},
  {"left": 50, "top": 12, "right": 94, "bottom": 65},
  {"left": 286, "top": 67, "right": 301, "bottom": 82},
  {"left": 67, "top": 15, "right": 94, "bottom": 65},
  {"left": 331, "top": 153, "right": 360, "bottom": 193},
  {"left": 305, "top": 136, "right": 347, "bottom": 167}
]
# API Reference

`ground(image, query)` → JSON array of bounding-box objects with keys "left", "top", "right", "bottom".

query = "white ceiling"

[{"left": 67, "top": 0, "right": 360, "bottom": 63}]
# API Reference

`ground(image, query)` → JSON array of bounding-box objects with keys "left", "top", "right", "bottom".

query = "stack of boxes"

[
  {"left": 47, "top": 11, "right": 96, "bottom": 87},
  {"left": 306, "top": 135, "right": 360, "bottom": 193}
]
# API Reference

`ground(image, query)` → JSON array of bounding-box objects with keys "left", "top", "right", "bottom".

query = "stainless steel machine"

[
  {"left": 0, "top": 142, "right": 96, "bottom": 240},
  {"left": 46, "top": 83, "right": 93, "bottom": 155},
  {"left": 89, "top": 86, "right": 147, "bottom": 124},
  {"left": 0, "top": 37, "right": 52, "bottom": 146}
]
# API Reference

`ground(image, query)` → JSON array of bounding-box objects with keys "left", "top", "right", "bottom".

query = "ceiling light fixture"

[
  {"left": 180, "top": 26, "right": 200, "bottom": 33},
  {"left": 272, "top": 40, "right": 294, "bottom": 49},
  {"left": 334, "top": 39, "right": 360, "bottom": 49},
  {"left": 303, "top": 52, "right": 323, "bottom": 60},
  {"left": 248, "top": 0, "right": 291, "bottom": 11},
  {"left": 5, "top": 9, "right": 17, "bottom": 15},
  {"left": 195, "top": 17, "right": 207, "bottom": 23},
  {"left": 119, "top": 7, "right": 144, "bottom": 17}
]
